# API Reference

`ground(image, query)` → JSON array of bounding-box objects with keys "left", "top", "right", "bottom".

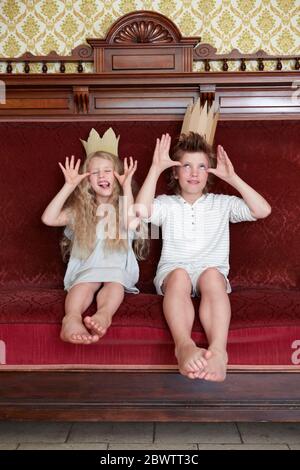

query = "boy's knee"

[
  {"left": 164, "top": 268, "right": 191, "bottom": 291},
  {"left": 198, "top": 268, "right": 226, "bottom": 291}
]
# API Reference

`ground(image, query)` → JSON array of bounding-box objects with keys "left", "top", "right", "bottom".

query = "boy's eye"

[{"left": 199, "top": 164, "right": 207, "bottom": 170}]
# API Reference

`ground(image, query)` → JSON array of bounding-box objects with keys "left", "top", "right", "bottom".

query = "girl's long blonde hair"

[{"left": 61, "top": 151, "right": 149, "bottom": 262}]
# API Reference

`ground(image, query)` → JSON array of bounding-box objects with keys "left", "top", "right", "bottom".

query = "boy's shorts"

[{"left": 154, "top": 264, "right": 231, "bottom": 296}]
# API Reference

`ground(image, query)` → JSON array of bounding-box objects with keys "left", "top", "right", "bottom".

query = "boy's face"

[
  {"left": 88, "top": 157, "right": 115, "bottom": 199},
  {"left": 174, "top": 151, "right": 209, "bottom": 197}
]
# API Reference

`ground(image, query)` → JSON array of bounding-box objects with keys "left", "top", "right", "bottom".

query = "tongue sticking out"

[{"left": 99, "top": 182, "right": 110, "bottom": 188}]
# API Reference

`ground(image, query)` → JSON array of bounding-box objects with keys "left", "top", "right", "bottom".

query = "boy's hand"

[
  {"left": 58, "top": 155, "right": 90, "bottom": 187},
  {"left": 114, "top": 157, "right": 137, "bottom": 190},
  {"left": 207, "top": 145, "right": 236, "bottom": 182},
  {"left": 152, "top": 134, "right": 182, "bottom": 174}
]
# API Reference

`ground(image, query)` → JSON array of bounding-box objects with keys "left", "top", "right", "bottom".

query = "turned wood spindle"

[
  {"left": 204, "top": 59, "right": 210, "bottom": 72},
  {"left": 6, "top": 61, "right": 12, "bottom": 73},
  {"left": 258, "top": 58, "right": 264, "bottom": 71},
  {"left": 240, "top": 58, "right": 246, "bottom": 71},
  {"left": 222, "top": 59, "right": 228, "bottom": 71},
  {"left": 24, "top": 61, "right": 30, "bottom": 73}
]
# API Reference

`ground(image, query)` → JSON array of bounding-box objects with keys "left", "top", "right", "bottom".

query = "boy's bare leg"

[
  {"left": 197, "top": 268, "right": 231, "bottom": 382},
  {"left": 84, "top": 282, "right": 124, "bottom": 338},
  {"left": 61, "top": 282, "right": 102, "bottom": 344},
  {"left": 163, "top": 268, "right": 210, "bottom": 379}
]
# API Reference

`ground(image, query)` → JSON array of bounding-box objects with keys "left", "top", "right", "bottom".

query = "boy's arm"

[
  {"left": 41, "top": 155, "right": 90, "bottom": 226},
  {"left": 208, "top": 145, "right": 271, "bottom": 219},
  {"left": 135, "top": 134, "right": 181, "bottom": 218}
]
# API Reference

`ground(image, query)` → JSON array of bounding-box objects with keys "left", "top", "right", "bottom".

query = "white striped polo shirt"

[{"left": 147, "top": 193, "right": 257, "bottom": 283}]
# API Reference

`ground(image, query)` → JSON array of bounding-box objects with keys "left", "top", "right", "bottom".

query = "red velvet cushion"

[
  {"left": 0, "top": 120, "right": 299, "bottom": 291},
  {"left": 0, "top": 288, "right": 299, "bottom": 365}
]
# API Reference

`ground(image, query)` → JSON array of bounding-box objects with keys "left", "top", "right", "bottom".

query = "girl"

[
  {"left": 136, "top": 132, "right": 271, "bottom": 382},
  {"left": 42, "top": 151, "right": 145, "bottom": 345}
]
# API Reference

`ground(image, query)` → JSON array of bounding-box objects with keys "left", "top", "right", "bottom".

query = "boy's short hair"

[{"left": 169, "top": 132, "right": 216, "bottom": 194}]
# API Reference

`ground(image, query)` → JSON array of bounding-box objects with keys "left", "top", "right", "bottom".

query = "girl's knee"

[
  {"left": 69, "top": 282, "right": 101, "bottom": 296},
  {"left": 102, "top": 282, "right": 125, "bottom": 298}
]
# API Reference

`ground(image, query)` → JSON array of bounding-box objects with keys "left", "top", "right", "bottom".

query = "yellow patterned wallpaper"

[{"left": 0, "top": 0, "right": 299, "bottom": 72}]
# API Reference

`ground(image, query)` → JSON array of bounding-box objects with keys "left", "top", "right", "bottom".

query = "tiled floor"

[{"left": 0, "top": 422, "right": 300, "bottom": 450}]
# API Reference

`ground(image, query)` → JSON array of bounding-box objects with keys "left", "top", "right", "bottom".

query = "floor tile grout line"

[
  {"left": 64, "top": 423, "right": 73, "bottom": 443},
  {"left": 235, "top": 423, "right": 244, "bottom": 443},
  {"left": 152, "top": 423, "right": 156, "bottom": 444}
]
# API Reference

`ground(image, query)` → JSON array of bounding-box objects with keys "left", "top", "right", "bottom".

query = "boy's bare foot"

[
  {"left": 84, "top": 311, "right": 112, "bottom": 338},
  {"left": 60, "top": 315, "right": 99, "bottom": 344},
  {"left": 199, "top": 348, "right": 228, "bottom": 382},
  {"left": 175, "top": 341, "right": 212, "bottom": 379}
]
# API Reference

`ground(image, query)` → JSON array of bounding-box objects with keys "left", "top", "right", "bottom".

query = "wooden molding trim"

[{"left": 1, "top": 370, "right": 300, "bottom": 421}]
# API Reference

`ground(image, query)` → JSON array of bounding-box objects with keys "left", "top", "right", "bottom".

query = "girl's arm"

[
  {"left": 207, "top": 145, "right": 271, "bottom": 219},
  {"left": 135, "top": 134, "right": 181, "bottom": 218},
  {"left": 41, "top": 155, "right": 90, "bottom": 227},
  {"left": 114, "top": 157, "right": 139, "bottom": 230}
]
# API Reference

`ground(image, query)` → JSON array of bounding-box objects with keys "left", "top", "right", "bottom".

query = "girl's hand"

[
  {"left": 114, "top": 157, "right": 137, "bottom": 189},
  {"left": 58, "top": 155, "right": 90, "bottom": 187},
  {"left": 152, "top": 134, "right": 182, "bottom": 173},
  {"left": 207, "top": 145, "right": 236, "bottom": 182}
]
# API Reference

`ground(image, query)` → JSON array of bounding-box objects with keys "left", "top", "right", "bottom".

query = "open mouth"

[
  {"left": 98, "top": 181, "right": 110, "bottom": 188},
  {"left": 187, "top": 180, "right": 200, "bottom": 185}
]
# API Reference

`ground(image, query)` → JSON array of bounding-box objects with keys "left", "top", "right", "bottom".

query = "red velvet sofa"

[
  {"left": 1, "top": 116, "right": 300, "bottom": 422},
  {"left": 0, "top": 119, "right": 299, "bottom": 369}
]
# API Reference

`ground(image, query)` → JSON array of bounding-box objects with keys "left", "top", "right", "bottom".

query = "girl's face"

[
  {"left": 174, "top": 151, "right": 209, "bottom": 197},
  {"left": 88, "top": 157, "right": 115, "bottom": 200}
]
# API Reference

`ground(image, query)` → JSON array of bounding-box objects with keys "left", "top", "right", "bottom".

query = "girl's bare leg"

[
  {"left": 84, "top": 282, "right": 124, "bottom": 338},
  {"left": 61, "top": 282, "right": 102, "bottom": 344},
  {"left": 197, "top": 268, "right": 231, "bottom": 382},
  {"left": 163, "top": 268, "right": 209, "bottom": 379}
]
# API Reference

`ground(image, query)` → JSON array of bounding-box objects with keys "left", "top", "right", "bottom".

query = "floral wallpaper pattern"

[{"left": 0, "top": 0, "right": 299, "bottom": 72}]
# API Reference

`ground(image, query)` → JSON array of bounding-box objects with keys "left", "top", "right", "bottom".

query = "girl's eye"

[
  {"left": 91, "top": 171, "right": 99, "bottom": 175},
  {"left": 105, "top": 169, "right": 112, "bottom": 173}
]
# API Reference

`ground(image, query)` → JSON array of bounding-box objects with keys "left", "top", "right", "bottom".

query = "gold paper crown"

[
  {"left": 80, "top": 127, "right": 120, "bottom": 157},
  {"left": 181, "top": 99, "right": 219, "bottom": 146}
]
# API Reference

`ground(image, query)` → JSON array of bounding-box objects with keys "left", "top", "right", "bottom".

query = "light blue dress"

[{"left": 63, "top": 221, "right": 139, "bottom": 293}]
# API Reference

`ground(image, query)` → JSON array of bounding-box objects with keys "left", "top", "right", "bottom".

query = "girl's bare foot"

[
  {"left": 199, "top": 348, "right": 228, "bottom": 382},
  {"left": 175, "top": 341, "right": 212, "bottom": 379},
  {"left": 84, "top": 311, "right": 113, "bottom": 338},
  {"left": 60, "top": 315, "right": 99, "bottom": 344}
]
